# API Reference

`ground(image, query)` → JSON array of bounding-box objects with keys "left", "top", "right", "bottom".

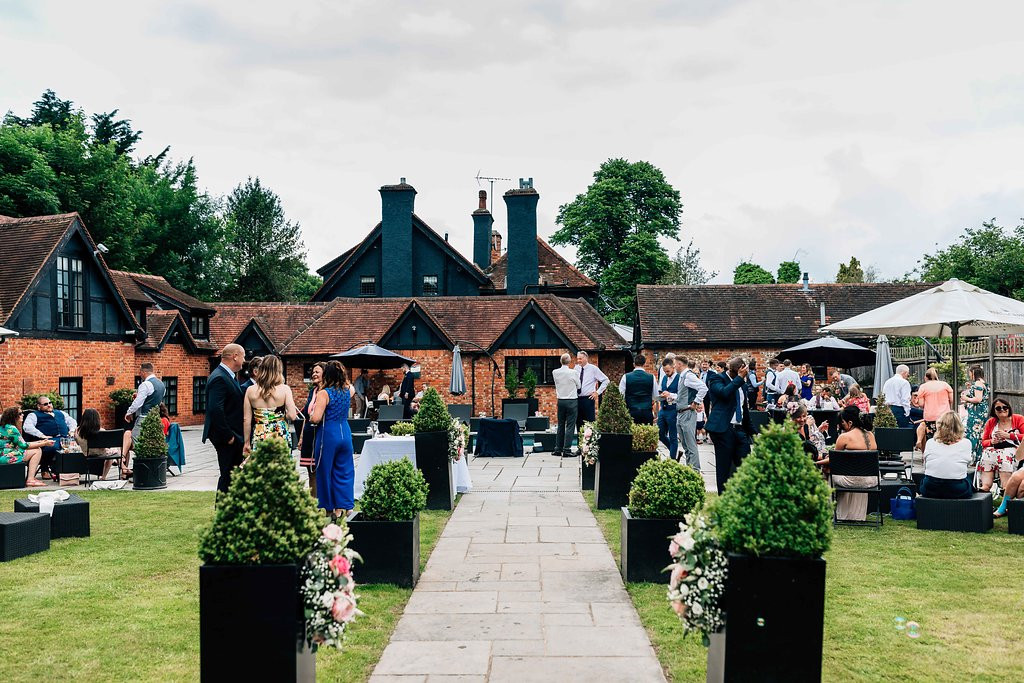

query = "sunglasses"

[
  {"left": 38, "top": 402, "right": 51, "bottom": 407},
  {"left": 995, "top": 405, "right": 1011, "bottom": 412}
]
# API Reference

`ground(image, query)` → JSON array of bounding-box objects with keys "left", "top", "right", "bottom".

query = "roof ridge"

[
  {"left": 546, "top": 295, "right": 604, "bottom": 350},
  {"left": 536, "top": 237, "right": 596, "bottom": 287},
  {"left": 279, "top": 299, "right": 343, "bottom": 352}
]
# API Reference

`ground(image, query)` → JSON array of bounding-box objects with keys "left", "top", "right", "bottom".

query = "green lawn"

[
  {"left": 584, "top": 491, "right": 1024, "bottom": 682},
  {"left": 0, "top": 490, "right": 452, "bottom": 683}
]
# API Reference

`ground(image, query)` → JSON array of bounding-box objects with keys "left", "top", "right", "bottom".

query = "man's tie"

[
  {"left": 735, "top": 386, "right": 743, "bottom": 424},
  {"left": 578, "top": 366, "right": 585, "bottom": 396}
]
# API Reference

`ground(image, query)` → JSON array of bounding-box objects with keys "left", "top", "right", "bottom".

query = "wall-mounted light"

[
  {"left": 411, "top": 325, "right": 417, "bottom": 333},
  {"left": 529, "top": 323, "right": 536, "bottom": 331}
]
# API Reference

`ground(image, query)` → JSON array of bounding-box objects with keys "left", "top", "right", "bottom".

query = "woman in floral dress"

[
  {"left": 243, "top": 355, "right": 298, "bottom": 458},
  {"left": 961, "top": 365, "right": 989, "bottom": 463},
  {"left": 0, "top": 406, "right": 50, "bottom": 487}
]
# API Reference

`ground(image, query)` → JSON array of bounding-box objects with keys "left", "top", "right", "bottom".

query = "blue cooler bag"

[{"left": 890, "top": 486, "right": 916, "bottom": 520}]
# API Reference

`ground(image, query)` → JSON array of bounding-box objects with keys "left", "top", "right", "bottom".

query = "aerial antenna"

[{"left": 475, "top": 170, "right": 512, "bottom": 215}]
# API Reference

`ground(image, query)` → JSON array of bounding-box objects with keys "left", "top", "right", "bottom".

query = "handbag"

[{"left": 890, "top": 486, "right": 916, "bottom": 520}]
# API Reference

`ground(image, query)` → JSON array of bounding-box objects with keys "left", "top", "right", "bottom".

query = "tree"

[
  {"left": 776, "top": 260, "right": 801, "bottom": 284},
  {"left": 4, "top": 89, "right": 76, "bottom": 129},
  {"left": 836, "top": 257, "right": 865, "bottom": 283},
  {"left": 222, "top": 177, "right": 309, "bottom": 301},
  {"left": 917, "top": 219, "right": 1024, "bottom": 299},
  {"left": 551, "top": 158, "right": 682, "bottom": 321},
  {"left": 733, "top": 261, "right": 775, "bottom": 284},
  {"left": 659, "top": 239, "right": 717, "bottom": 285},
  {"left": 91, "top": 109, "right": 142, "bottom": 156},
  {"left": 293, "top": 272, "right": 323, "bottom": 301}
]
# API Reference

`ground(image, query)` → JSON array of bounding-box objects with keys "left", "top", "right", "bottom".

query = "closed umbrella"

[
  {"left": 873, "top": 335, "right": 894, "bottom": 399},
  {"left": 331, "top": 343, "right": 415, "bottom": 369},
  {"left": 449, "top": 345, "right": 466, "bottom": 396},
  {"left": 778, "top": 336, "right": 876, "bottom": 368}
]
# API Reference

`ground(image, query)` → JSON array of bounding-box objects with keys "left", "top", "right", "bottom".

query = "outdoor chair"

[
  {"left": 57, "top": 429, "right": 125, "bottom": 484},
  {"left": 873, "top": 427, "right": 916, "bottom": 479},
  {"left": 828, "top": 449, "right": 882, "bottom": 529},
  {"left": 448, "top": 404, "right": 472, "bottom": 426},
  {"left": 377, "top": 404, "right": 404, "bottom": 421},
  {"left": 502, "top": 403, "right": 529, "bottom": 431},
  {"left": 749, "top": 411, "right": 771, "bottom": 433}
]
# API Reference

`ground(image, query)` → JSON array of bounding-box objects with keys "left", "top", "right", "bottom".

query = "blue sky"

[{"left": 2, "top": 0, "right": 1023, "bottom": 283}]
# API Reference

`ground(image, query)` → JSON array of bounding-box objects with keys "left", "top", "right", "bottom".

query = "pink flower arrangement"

[
  {"left": 329, "top": 554, "right": 351, "bottom": 577},
  {"left": 301, "top": 520, "right": 362, "bottom": 649},
  {"left": 580, "top": 421, "right": 599, "bottom": 465},
  {"left": 666, "top": 512, "right": 727, "bottom": 646}
]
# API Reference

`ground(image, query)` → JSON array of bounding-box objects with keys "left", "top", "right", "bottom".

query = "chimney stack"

[
  {"left": 801, "top": 272, "right": 810, "bottom": 292},
  {"left": 472, "top": 190, "right": 493, "bottom": 269},
  {"left": 379, "top": 178, "right": 416, "bottom": 297},
  {"left": 491, "top": 230, "right": 502, "bottom": 264},
  {"left": 503, "top": 178, "right": 539, "bottom": 296}
]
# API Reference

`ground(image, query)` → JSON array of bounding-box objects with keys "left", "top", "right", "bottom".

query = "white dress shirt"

[
  {"left": 679, "top": 369, "right": 708, "bottom": 404},
  {"left": 882, "top": 374, "right": 912, "bottom": 414},
  {"left": 553, "top": 365, "right": 582, "bottom": 399},
  {"left": 764, "top": 368, "right": 780, "bottom": 394},
  {"left": 23, "top": 410, "right": 78, "bottom": 439},
  {"left": 618, "top": 368, "right": 660, "bottom": 401},
  {"left": 126, "top": 373, "right": 158, "bottom": 416},
  {"left": 810, "top": 395, "right": 841, "bottom": 411},
  {"left": 578, "top": 363, "right": 609, "bottom": 397},
  {"left": 777, "top": 368, "right": 801, "bottom": 394}
]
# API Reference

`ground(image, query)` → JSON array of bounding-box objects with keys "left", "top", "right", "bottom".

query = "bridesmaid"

[{"left": 310, "top": 361, "right": 355, "bottom": 518}]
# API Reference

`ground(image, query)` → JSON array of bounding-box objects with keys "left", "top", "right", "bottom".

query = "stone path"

[{"left": 370, "top": 452, "right": 667, "bottom": 683}]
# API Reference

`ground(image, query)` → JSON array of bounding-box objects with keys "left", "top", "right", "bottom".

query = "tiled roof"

[
  {"left": 484, "top": 238, "right": 596, "bottom": 291},
  {"left": 0, "top": 213, "right": 79, "bottom": 321},
  {"left": 636, "top": 283, "right": 938, "bottom": 346},
  {"left": 210, "top": 302, "right": 331, "bottom": 349},
  {"left": 135, "top": 309, "right": 215, "bottom": 352},
  {"left": 109, "top": 270, "right": 155, "bottom": 305},
  {"left": 129, "top": 272, "right": 215, "bottom": 312},
  {"left": 280, "top": 299, "right": 411, "bottom": 355}
]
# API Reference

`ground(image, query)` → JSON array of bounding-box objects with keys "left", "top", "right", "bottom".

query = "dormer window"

[
  {"left": 56, "top": 256, "right": 84, "bottom": 329},
  {"left": 190, "top": 314, "right": 208, "bottom": 339}
]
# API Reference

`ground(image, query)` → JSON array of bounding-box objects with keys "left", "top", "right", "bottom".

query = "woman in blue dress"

[{"left": 310, "top": 360, "right": 355, "bottom": 518}]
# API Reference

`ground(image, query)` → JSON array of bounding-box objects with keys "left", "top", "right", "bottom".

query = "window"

[
  {"left": 134, "top": 306, "right": 147, "bottom": 330},
  {"left": 422, "top": 274, "right": 439, "bottom": 296},
  {"left": 504, "top": 356, "right": 561, "bottom": 386},
  {"left": 192, "top": 376, "right": 207, "bottom": 414},
  {"left": 164, "top": 376, "right": 178, "bottom": 415},
  {"left": 359, "top": 276, "right": 376, "bottom": 296},
  {"left": 190, "top": 315, "right": 208, "bottom": 339},
  {"left": 56, "top": 256, "right": 85, "bottom": 328},
  {"left": 58, "top": 377, "right": 82, "bottom": 421},
  {"left": 303, "top": 363, "right": 315, "bottom": 383}
]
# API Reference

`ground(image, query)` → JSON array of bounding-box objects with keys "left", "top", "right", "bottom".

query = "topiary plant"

[
  {"left": 595, "top": 383, "right": 633, "bottom": 435},
  {"left": 389, "top": 421, "right": 416, "bottom": 436},
  {"left": 359, "top": 458, "right": 428, "bottom": 521},
  {"left": 199, "top": 436, "right": 324, "bottom": 564},
  {"left": 412, "top": 387, "right": 449, "bottom": 433},
  {"left": 522, "top": 367, "right": 538, "bottom": 399},
  {"left": 631, "top": 423, "right": 659, "bottom": 453},
  {"left": 712, "top": 422, "right": 832, "bottom": 558},
  {"left": 872, "top": 393, "right": 898, "bottom": 429},
  {"left": 109, "top": 388, "right": 136, "bottom": 407},
  {"left": 504, "top": 365, "right": 520, "bottom": 398},
  {"left": 19, "top": 391, "right": 64, "bottom": 411},
  {"left": 134, "top": 408, "right": 168, "bottom": 460},
  {"left": 628, "top": 458, "right": 706, "bottom": 519}
]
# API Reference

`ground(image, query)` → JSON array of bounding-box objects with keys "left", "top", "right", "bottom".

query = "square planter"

[
  {"left": 15, "top": 493, "right": 90, "bottom": 538},
  {"left": 1008, "top": 499, "right": 1024, "bottom": 535},
  {"left": 200, "top": 563, "right": 313, "bottom": 682},
  {"left": 0, "top": 512, "right": 50, "bottom": 562},
  {"left": 581, "top": 456, "right": 595, "bottom": 490},
  {"left": 0, "top": 462, "right": 27, "bottom": 490},
  {"left": 620, "top": 507, "right": 682, "bottom": 583},
  {"left": 708, "top": 553, "right": 826, "bottom": 683},
  {"left": 347, "top": 511, "right": 420, "bottom": 587},
  {"left": 593, "top": 437, "right": 654, "bottom": 510},
  {"left": 133, "top": 456, "right": 167, "bottom": 490},
  {"left": 414, "top": 431, "right": 455, "bottom": 511}
]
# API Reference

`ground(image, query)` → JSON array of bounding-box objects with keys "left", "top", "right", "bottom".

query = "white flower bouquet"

[
  {"left": 301, "top": 521, "right": 363, "bottom": 649},
  {"left": 448, "top": 416, "right": 469, "bottom": 462},
  {"left": 580, "top": 421, "right": 599, "bottom": 465},
  {"left": 666, "top": 512, "right": 728, "bottom": 645}
]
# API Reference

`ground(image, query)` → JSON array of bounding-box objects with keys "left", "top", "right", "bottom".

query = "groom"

[{"left": 203, "top": 343, "right": 245, "bottom": 496}]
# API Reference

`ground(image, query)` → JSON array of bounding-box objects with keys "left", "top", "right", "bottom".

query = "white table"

[{"left": 354, "top": 436, "right": 473, "bottom": 498}]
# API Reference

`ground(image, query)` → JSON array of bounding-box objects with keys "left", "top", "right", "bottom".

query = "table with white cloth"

[{"left": 354, "top": 435, "right": 473, "bottom": 498}]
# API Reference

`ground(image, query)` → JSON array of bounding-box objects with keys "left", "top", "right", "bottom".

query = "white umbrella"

[
  {"left": 822, "top": 278, "right": 1024, "bottom": 407},
  {"left": 873, "top": 335, "right": 894, "bottom": 399},
  {"left": 0, "top": 326, "right": 18, "bottom": 343}
]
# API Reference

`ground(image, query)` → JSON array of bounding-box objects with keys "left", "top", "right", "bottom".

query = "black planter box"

[
  {"left": 0, "top": 512, "right": 50, "bottom": 562},
  {"left": 708, "top": 553, "right": 826, "bottom": 683},
  {"left": 620, "top": 507, "right": 682, "bottom": 583},
  {"left": 594, "top": 436, "right": 654, "bottom": 510},
  {"left": 581, "top": 456, "right": 595, "bottom": 490},
  {"left": 1008, "top": 499, "right": 1024, "bottom": 535},
  {"left": 414, "top": 431, "right": 454, "bottom": 510},
  {"left": 133, "top": 456, "right": 167, "bottom": 490},
  {"left": 347, "top": 511, "right": 420, "bottom": 587},
  {"left": 200, "top": 563, "right": 313, "bottom": 682},
  {"left": 502, "top": 397, "right": 538, "bottom": 417},
  {"left": 0, "top": 462, "right": 26, "bottom": 489},
  {"left": 526, "top": 416, "right": 550, "bottom": 431},
  {"left": 533, "top": 432, "right": 555, "bottom": 452},
  {"left": 15, "top": 494, "right": 90, "bottom": 538}
]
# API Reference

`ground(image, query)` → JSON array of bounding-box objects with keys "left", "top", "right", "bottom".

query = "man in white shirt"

[
  {"left": 882, "top": 365, "right": 913, "bottom": 428},
  {"left": 657, "top": 352, "right": 676, "bottom": 383},
  {"left": 776, "top": 359, "right": 802, "bottom": 397},
  {"left": 23, "top": 394, "right": 78, "bottom": 476},
  {"left": 764, "top": 359, "right": 782, "bottom": 407},
  {"left": 675, "top": 357, "right": 708, "bottom": 471},
  {"left": 575, "top": 350, "right": 609, "bottom": 432},
  {"left": 552, "top": 353, "right": 582, "bottom": 457},
  {"left": 809, "top": 385, "right": 841, "bottom": 411}
]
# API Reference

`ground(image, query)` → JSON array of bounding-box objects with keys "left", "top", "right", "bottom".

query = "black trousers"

[
  {"left": 708, "top": 426, "right": 751, "bottom": 494},
  {"left": 576, "top": 396, "right": 596, "bottom": 431},
  {"left": 214, "top": 438, "right": 244, "bottom": 495},
  {"left": 555, "top": 399, "right": 578, "bottom": 455}
]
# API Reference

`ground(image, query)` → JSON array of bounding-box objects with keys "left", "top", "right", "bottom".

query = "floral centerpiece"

[
  {"left": 448, "top": 416, "right": 469, "bottom": 462},
  {"left": 580, "top": 421, "right": 599, "bottom": 466},
  {"left": 666, "top": 512, "right": 728, "bottom": 645},
  {"left": 301, "top": 520, "right": 362, "bottom": 649}
]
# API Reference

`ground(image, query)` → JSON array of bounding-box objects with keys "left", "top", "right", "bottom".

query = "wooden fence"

[{"left": 889, "top": 337, "right": 1024, "bottom": 407}]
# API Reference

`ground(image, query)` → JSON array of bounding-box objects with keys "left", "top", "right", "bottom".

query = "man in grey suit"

[{"left": 203, "top": 344, "right": 246, "bottom": 496}]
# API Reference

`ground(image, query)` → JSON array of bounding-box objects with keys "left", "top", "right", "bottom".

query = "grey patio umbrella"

[
  {"left": 778, "top": 336, "right": 876, "bottom": 368},
  {"left": 873, "top": 335, "right": 894, "bottom": 399},
  {"left": 331, "top": 343, "right": 415, "bottom": 369},
  {"left": 449, "top": 345, "right": 466, "bottom": 396}
]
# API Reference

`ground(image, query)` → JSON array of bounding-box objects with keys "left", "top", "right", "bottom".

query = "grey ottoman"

[
  {"left": 0, "top": 462, "right": 27, "bottom": 489},
  {"left": 15, "top": 494, "right": 90, "bottom": 538},
  {"left": 1008, "top": 499, "right": 1024, "bottom": 535},
  {"left": 916, "top": 492, "right": 993, "bottom": 533},
  {"left": 0, "top": 512, "right": 50, "bottom": 561}
]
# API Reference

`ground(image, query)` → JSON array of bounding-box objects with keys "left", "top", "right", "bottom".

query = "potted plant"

[
  {"left": 500, "top": 365, "right": 539, "bottom": 416},
  {"left": 504, "top": 365, "right": 520, "bottom": 399},
  {"left": 593, "top": 384, "right": 644, "bottom": 510},
  {"left": 389, "top": 421, "right": 416, "bottom": 437},
  {"left": 133, "top": 409, "right": 168, "bottom": 490},
  {"left": 704, "top": 422, "right": 833, "bottom": 682},
  {"left": 631, "top": 423, "right": 659, "bottom": 456},
  {"left": 412, "top": 387, "right": 455, "bottom": 510},
  {"left": 872, "top": 392, "right": 915, "bottom": 458},
  {"left": 621, "top": 458, "right": 705, "bottom": 582},
  {"left": 109, "top": 387, "right": 136, "bottom": 427},
  {"left": 198, "top": 437, "right": 326, "bottom": 682},
  {"left": 347, "top": 457, "right": 428, "bottom": 587}
]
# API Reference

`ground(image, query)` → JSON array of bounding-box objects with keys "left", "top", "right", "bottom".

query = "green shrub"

[
  {"left": 389, "top": 421, "right": 416, "bottom": 436},
  {"left": 504, "top": 365, "right": 520, "bottom": 398},
  {"left": 109, "top": 388, "right": 136, "bottom": 406},
  {"left": 631, "top": 423, "right": 659, "bottom": 453},
  {"left": 712, "top": 422, "right": 832, "bottom": 558},
  {"left": 19, "top": 391, "right": 64, "bottom": 411},
  {"left": 930, "top": 360, "right": 966, "bottom": 388},
  {"left": 873, "top": 393, "right": 898, "bottom": 429},
  {"left": 199, "top": 437, "right": 324, "bottom": 564},
  {"left": 359, "top": 458, "right": 428, "bottom": 521},
  {"left": 134, "top": 409, "right": 168, "bottom": 459},
  {"left": 628, "top": 458, "right": 706, "bottom": 519},
  {"left": 522, "top": 367, "right": 538, "bottom": 399},
  {"left": 412, "top": 387, "right": 449, "bottom": 433},
  {"left": 595, "top": 383, "right": 632, "bottom": 435}
]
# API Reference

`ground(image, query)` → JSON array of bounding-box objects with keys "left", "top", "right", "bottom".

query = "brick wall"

[{"left": 138, "top": 343, "right": 214, "bottom": 427}]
